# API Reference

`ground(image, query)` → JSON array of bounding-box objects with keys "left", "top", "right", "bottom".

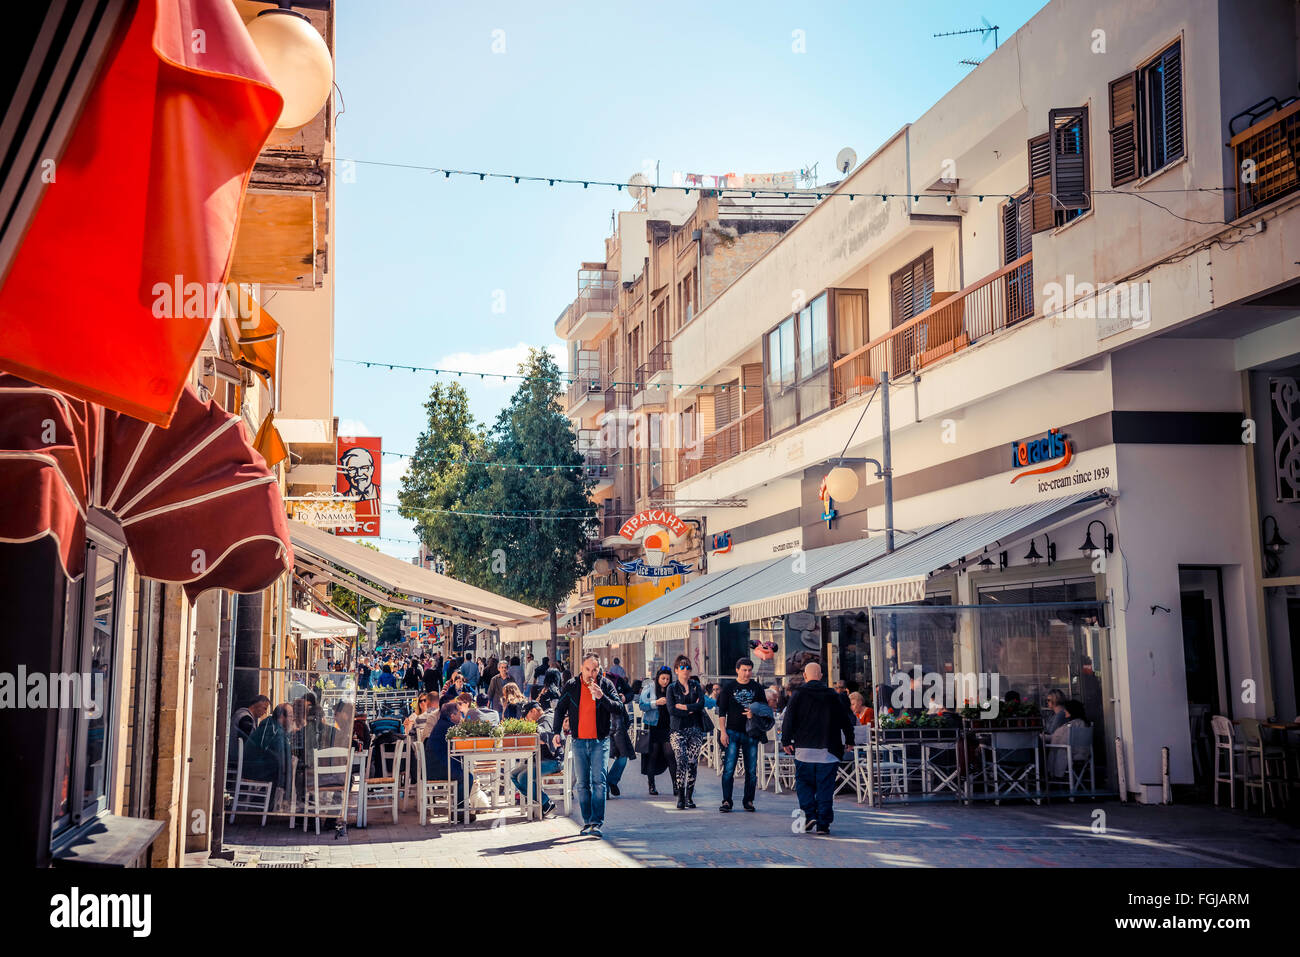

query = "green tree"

[{"left": 399, "top": 351, "right": 595, "bottom": 659}]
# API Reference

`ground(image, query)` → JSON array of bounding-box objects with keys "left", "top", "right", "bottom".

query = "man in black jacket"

[
  {"left": 552, "top": 653, "right": 622, "bottom": 837},
  {"left": 716, "top": 657, "right": 765, "bottom": 812},
  {"left": 780, "top": 662, "right": 854, "bottom": 834}
]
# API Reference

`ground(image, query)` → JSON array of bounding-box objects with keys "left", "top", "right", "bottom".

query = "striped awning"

[{"left": 814, "top": 489, "right": 1114, "bottom": 612}]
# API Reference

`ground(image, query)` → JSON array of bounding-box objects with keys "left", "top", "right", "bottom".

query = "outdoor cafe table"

[{"left": 450, "top": 740, "right": 540, "bottom": 825}]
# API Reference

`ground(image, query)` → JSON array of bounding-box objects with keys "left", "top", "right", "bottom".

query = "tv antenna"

[
  {"left": 835, "top": 147, "right": 858, "bottom": 175},
  {"left": 933, "top": 15, "right": 999, "bottom": 66},
  {"left": 959, "top": 57, "right": 984, "bottom": 67}
]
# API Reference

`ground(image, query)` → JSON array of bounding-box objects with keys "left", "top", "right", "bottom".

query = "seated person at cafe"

[
  {"left": 1046, "top": 699, "right": 1090, "bottom": 779},
  {"left": 231, "top": 694, "right": 271, "bottom": 741},
  {"left": 1043, "top": 689, "right": 1069, "bottom": 735},
  {"left": 424, "top": 701, "right": 476, "bottom": 817},
  {"left": 848, "top": 691, "right": 873, "bottom": 726},
  {"left": 242, "top": 703, "right": 294, "bottom": 799},
  {"left": 439, "top": 670, "right": 468, "bottom": 705},
  {"left": 508, "top": 700, "right": 559, "bottom": 817},
  {"left": 474, "top": 693, "right": 501, "bottom": 726}
]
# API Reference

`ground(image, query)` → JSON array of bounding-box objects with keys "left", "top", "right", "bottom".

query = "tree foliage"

[{"left": 398, "top": 350, "right": 595, "bottom": 651}]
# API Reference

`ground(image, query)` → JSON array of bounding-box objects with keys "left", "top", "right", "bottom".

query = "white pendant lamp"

[
  {"left": 246, "top": 5, "right": 334, "bottom": 130},
  {"left": 824, "top": 465, "right": 860, "bottom": 503}
]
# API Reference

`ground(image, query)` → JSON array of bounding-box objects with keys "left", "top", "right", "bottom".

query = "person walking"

[
  {"left": 458, "top": 653, "right": 479, "bottom": 692},
  {"left": 780, "top": 662, "right": 854, "bottom": 835},
  {"left": 487, "top": 659, "right": 511, "bottom": 713},
  {"left": 422, "top": 657, "right": 440, "bottom": 694},
  {"left": 552, "top": 653, "right": 621, "bottom": 837},
  {"left": 507, "top": 655, "right": 526, "bottom": 691},
  {"left": 604, "top": 667, "right": 635, "bottom": 797},
  {"left": 716, "top": 656, "right": 765, "bottom": 812},
  {"left": 637, "top": 667, "right": 677, "bottom": 795},
  {"left": 667, "top": 655, "right": 707, "bottom": 809},
  {"left": 607, "top": 657, "right": 627, "bottom": 681}
]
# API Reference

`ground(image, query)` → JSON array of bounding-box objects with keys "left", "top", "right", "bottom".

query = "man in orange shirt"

[{"left": 552, "top": 653, "right": 622, "bottom": 837}]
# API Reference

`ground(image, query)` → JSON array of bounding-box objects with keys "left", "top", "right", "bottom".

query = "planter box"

[
  {"left": 875, "top": 726, "right": 961, "bottom": 741},
  {"left": 500, "top": 734, "right": 536, "bottom": 749},
  {"left": 449, "top": 736, "right": 499, "bottom": 752}
]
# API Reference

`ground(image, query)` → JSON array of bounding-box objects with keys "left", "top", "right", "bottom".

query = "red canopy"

[
  {"left": 0, "top": 0, "right": 282, "bottom": 426},
  {"left": 0, "top": 374, "right": 292, "bottom": 600}
]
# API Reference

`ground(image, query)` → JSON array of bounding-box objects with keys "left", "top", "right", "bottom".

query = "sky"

[{"left": 332, "top": 0, "right": 1050, "bottom": 560}]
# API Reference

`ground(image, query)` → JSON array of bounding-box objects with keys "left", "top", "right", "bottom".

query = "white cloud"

[
  {"left": 337, "top": 418, "right": 371, "bottom": 437},
  {"left": 435, "top": 341, "right": 566, "bottom": 387},
  {"left": 380, "top": 456, "right": 408, "bottom": 507}
]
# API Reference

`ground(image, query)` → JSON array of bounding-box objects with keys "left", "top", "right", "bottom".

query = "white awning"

[
  {"left": 290, "top": 606, "right": 357, "bottom": 638},
  {"left": 814, "top": 489, "right": 1114, "bottom": 612},
  {"left": 288, "top": 520, "right": 547, "bottom": 627}
]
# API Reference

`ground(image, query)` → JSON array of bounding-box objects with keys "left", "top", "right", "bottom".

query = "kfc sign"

[{"left": 336, "top": 435, "right": 381, "bottom": 537}]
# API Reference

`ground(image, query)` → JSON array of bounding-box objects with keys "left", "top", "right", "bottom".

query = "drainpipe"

[
  {"left": 693, "top": 228, "right": 702, "bottom": 316},
  {"left": 881, "top": 376, "right": 895, "bottom": 552}
]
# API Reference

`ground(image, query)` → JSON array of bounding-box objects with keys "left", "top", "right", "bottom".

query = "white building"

[{"left": 585, "top": 0, "right": 1300, "bottom": 804}]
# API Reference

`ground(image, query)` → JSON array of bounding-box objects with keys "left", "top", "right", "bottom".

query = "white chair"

[
  {"left": 921, "top": 740, "right": 963, "bottom": 796},
  {"left": 539, "top": 748, "right": 571, "bottom": 817},
  {"left": 411, "top": 738, "right": 458, "bottom": 825},
  {"left": 1043, "top": 724, "right": 1095, "bottom": 801},
  {"left": 360, "top": 739, "right": 405, "bottom": 825},
  {"left": 701, "top": 710, "right": 721, "bottom": 772},
  {"left": 303, "top": 745, "right": 354, "bottom": 835},
  {"left": 227, "top": 737, "right": 274, "bottom": 826},
  {"left": 1211, "top": 715, "right": 1246, "bottom": 808},
  {"left": 1239, "top": 718, "right": 1289, "bottom": 813}
]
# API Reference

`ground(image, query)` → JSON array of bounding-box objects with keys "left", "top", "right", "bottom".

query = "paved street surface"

[{"left": 207, "top": 767, "right": 1300, "bottom": 868}]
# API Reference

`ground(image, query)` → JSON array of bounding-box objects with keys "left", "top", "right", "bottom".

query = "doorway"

[{"left": 1179, "top": 567, "right": 1229, "bottom": 789}]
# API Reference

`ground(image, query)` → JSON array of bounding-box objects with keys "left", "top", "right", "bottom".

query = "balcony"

[
  {"left": 570, "top": 268, "right": 618, "bottom": 340},
  {"left": 604, "top": 380, "right": 631, "bottom": 415},
  {"left": 566, "top": 350, "right": 603, "bottom": 418},
  {"left": 1231, "top": 100, "right": 1300, "bottom": 218},
  {"left": 601, "top": 497, "right": 624, "bottom": 541},
  {"left": 677, "top": 405, "right": 764, "bottom": 482},
  {"left": 576, "top": 428, "right": 613, "bottom": 492},
  {"left": 554, "top": 303, "right": 573, "bottom": 338},
  {"left": 831, "top": 253, "right": 1034, "bottom": 405}
]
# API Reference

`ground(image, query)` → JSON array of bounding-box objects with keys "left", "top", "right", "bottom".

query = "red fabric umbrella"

[
  {"left": 0, "top": 374, "right": 291, "bottom": 600},
  {"left": 0, "top": 0, "right": 282, "bottom": 426}
]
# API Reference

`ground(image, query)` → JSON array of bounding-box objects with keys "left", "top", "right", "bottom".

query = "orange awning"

[{"left": 225, "top": 284, "right": 282, "bottom": 388}]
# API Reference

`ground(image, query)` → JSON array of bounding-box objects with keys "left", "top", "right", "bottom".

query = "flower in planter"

[
  {"left": 447, "top": 719, "right": 500, "bottom": 740},
  {"left": 497, "top": 718, "right": 539, "bottom": 736}
]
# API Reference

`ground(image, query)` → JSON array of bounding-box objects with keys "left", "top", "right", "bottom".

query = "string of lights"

[
  {"left": 338, "top": 157, "right": 1235, "bottom": 203},
  {"left": 379, "top": 448, "right": 674, "bottom": 471},
  {"left": 343, "top": 357, "right": 770, "bottom": 392},
  {"left": 381, "top": 502, "right": 599, "bottom": 521}
]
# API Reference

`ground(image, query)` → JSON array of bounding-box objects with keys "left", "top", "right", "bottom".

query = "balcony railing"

[
  {"left": 574, "top": 269, "right": 618, "bottom": 320},
  {"left": 566, "top": 351, "right": 603, "bottom": 410},
  {"left": 575, "top": 429, "right": 609, "bottom": 481},
  {"left": 1231, "top": 100, "right": 1300, "bottom": 218},
  {"left": 677, "top": 405, "right": 764, "bottom": 481},
  {"left": 831, "top": 253, "right": 1033, "bottom": 406},
  {"left": 605, "top": 381, "right": 631, "bottom": 413}
]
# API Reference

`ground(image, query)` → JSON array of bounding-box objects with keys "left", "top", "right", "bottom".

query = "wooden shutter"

[
  {"left": 1002, "top": 199, "right": 1019, "bottom": 264},
  {"left": 1015, "top": 191, "right": 1033, "bottom": 257},
  {"left": 890, "top": 251, "right": 934, "bottom": 327},
  {"left": 1027, "top": 132, "right": 1054, "bottom": 233},
  {"left": 1049, "top": 107, "right": 1090, "bottom": 211},
  {"left": 1158, "top": 42, "right": 1183, "bottom": 165},
  {"left": 890, "top": 269, "right": 912, "bottom": 328},
  {"left": 1109, "top": 72, "right": 1140, "bottom": 186},
  {"left": 741, "top": 363, "right": 763, "bottom": 413}
]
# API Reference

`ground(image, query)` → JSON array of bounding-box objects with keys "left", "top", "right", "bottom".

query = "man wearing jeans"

[
  {"left": 552, "top": 653, "right": 621, "bottom": 837},
  {"left": 716, "top": 657, "right": 765, "bottom": 812},
  {"left": 780, "top": 662, "right": 854, "bottom": 835},
  {"left": 508, "top": 701, "right": 559, "bottom": 817}
]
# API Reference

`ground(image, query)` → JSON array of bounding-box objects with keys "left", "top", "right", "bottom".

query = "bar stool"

[
  {"left": 1240, "top": 718, "right": 1288, "bottom": 813},
  {"left": 1210, "top": 715, "right": 1245, "bottom": 808}
]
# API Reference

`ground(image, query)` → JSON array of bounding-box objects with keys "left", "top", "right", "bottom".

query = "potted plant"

[
  {"left": 447, "top": 719, "right": 500, "bottom": 752},
  {"left": 497, "top": 718, "right": 539, "bottom": 750}
]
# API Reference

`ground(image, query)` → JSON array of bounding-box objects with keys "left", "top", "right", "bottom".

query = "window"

[
  {"left": 1027, "top": 107, "right": 1091, "bottom": 232},
  {"left": 52, "top": 523, "right": 125, "bottom": 841},
  {"left": 764, "top": 291, "right": 832, "bottom": 436},
  {"left": 889, "top": 251, "right": 935, "bottom": 327},
  {"left": 1109, "top": 40, "right": 1183, "bottom": 186}
]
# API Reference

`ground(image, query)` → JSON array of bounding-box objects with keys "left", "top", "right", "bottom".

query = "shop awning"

[
  {"left": 0, "top": 373, "right": 293, "bottom": 599},
  {"left": 0, "top": 0, "right": 282, "bottom": 426},
  {"left": 724, "top": 524, "right": 939, "bottom": 623},
  {"left": 290, "top": 606, "right": 356, "bottom": 638},
  {"left": 586, "top": 559, "right": 784, "bottom": 646},
  {"left": 288, "top": 519, "right": 547, "bottom": 628},
  {"left": 813, "top": 489, "right": 1114, "bottom": 613}
]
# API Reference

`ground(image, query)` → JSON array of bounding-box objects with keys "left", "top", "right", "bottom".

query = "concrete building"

[{"left": 584, "top": 0, "right": 1300, "bottom": 804}]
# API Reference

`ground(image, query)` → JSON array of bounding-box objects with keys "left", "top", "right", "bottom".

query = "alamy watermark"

[
  {"left": 1042, "top": 275, "right": 1151, "bottom": 328},
  {"left": 0, "top": 668, "right": 104, "bottom": 717},
  {"left": 887, "top": 667, "right": 1001, "bottom": 718}
]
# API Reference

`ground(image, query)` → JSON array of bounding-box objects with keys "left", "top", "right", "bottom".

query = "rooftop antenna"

[
  {"left": 933, "top": 15, "right": 999, "bottom": 66},
  {"left": 959, "top": 57, "right": 984, "bottom": 67}
]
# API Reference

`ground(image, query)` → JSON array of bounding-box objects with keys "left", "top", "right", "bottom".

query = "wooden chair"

[
  {"left": 1240, "top": 718, "right": 1289, "bottom": 813},
  {"left": 1211, "top": 715, "right": 1246, "bottom": 808}
]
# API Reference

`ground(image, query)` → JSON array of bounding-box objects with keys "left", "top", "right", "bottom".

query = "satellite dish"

[
  {"left": 836, "top": 147, "right": 858, "bottom": 175},
  {"left": 627, "top": 173, "right": 649, "bottom": 199}
]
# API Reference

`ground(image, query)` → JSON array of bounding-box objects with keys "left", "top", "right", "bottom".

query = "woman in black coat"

[
  {"left": 637, "top": 667, "right": 678, "bottom": 795},
  {"left": 666, "top": 655, "right": 708, "bottom": 809}
]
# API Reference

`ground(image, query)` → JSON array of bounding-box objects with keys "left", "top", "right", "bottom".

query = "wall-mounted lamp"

[
  {"left": 246, "top": 2, "right": 335, "bottom": 130},
  {"left": 1262, "top": 515, "right": 1288, "bottom": 576},
  {"left": 998, "top": 550, "right": 1008, "bottom": 571},
  {"left": 976, "top": 546, "right": 995, "bottom": 572},
  {"left": 1079, "top": 519, "right": 1114, "bottom": 555},
  {"left": 1024, "top": 535, "right": 1056, "bottom": 567}
]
